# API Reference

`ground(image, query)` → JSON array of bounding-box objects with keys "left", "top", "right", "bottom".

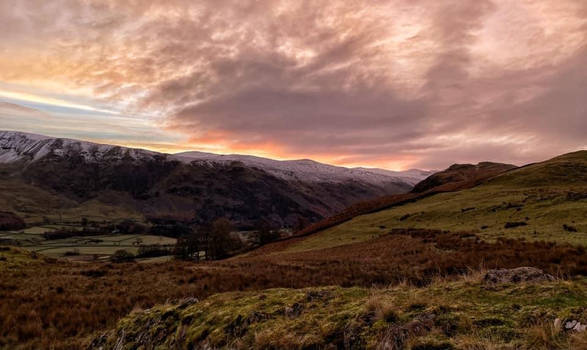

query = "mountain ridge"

[
  {"left": 0, "top": 130, "right": 425, "bottom": 228},
  {"left": 0, "top": 130, "right": 432, "bottom": 187}
]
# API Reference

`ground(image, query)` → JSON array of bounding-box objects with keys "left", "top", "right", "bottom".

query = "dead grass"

[{"left": 1, "top": 227, "right": 585, "bottom": 349}]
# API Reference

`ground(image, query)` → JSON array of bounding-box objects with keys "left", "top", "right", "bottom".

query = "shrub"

[
  {"left": 563, "top": 224, "right": 578, "bottom": 232},
  {"left": 111, "top": 250, "right": 135, "bottom": 263},
  {"left": 504, "top": 222, "right": 527, "bottom": 229},
  {"left": 63, "top": 249, "right": 80, "bottom": 256}
]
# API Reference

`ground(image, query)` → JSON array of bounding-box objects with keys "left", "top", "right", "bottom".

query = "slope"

[{"left": 284, "top": 151, "right": 587, "bottom": 252}]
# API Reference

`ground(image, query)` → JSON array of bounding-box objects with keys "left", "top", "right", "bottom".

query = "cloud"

[{"left": 0, "top": 0, "right": 585, "bottom": 169}]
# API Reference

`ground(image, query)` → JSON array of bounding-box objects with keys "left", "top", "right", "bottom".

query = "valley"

[
  {"left": 2, "top": 3, "right": 586, "bottom": 349},
  {"left": 0, "top": 142, "right": 585, "bottom": 350}
]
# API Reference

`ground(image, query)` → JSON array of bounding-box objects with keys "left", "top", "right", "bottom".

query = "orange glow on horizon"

[{"left": 94, "top": 137, "right": 417, "bottom": 171}]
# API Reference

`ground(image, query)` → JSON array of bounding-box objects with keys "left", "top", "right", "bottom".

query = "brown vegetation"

[{"left": 1, "top": 228, "right": 585, "bottom": 349}]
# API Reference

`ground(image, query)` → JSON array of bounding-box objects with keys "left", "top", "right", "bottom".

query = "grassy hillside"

[
  {"left": 93, "top": 276, "right": 587, "bottom": 349},
  {"left": 286, "top": 151, "right": 587, "bottom": 252},
  {"left": 490, "top": 151, "right": 587, "bottom": 188}
]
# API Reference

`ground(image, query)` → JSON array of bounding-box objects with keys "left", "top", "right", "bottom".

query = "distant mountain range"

[
  {"left": 174, "top": 151, "right": 430, "bottom": 186},
  {"left": 0, "top": 130, "right": 433, "bottom": 228}
]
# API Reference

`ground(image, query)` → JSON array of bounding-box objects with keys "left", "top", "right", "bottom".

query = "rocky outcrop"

[
  {"left": 555, "top": 318, "right": 586, "bottom": 332},
  {"left": 483, "top": 267, "right": 555, "bottom": 285}
]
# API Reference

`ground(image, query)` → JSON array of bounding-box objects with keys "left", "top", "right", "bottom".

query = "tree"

[
  {"left": 174, "top": 218, "right": 244, "bottom": 261},
  {"left": 256, "top": 219, "right": 280, "bottom": 245},
  {"left": 207, "top": 218, "right": 234, "bottom": 260},
  {"left": 174, "top": 234, "right": 202, "bottom": 261}
]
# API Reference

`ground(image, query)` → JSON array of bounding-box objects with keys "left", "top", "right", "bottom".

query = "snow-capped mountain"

[
  {"left": 0, "top": 131, "right": 432, "bottom": 187},
  {"left": 0, "top": 130, "right": 158, "bottom": 164},
  {"left": 173, "top": 152, "right": 431, "bottom": 186},
  {"left": 0, "top": 130, "right": 431, "bottom": 228}
]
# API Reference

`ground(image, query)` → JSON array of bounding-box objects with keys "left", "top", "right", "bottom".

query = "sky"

[{"left": 0, "top": 0, "right": 586, "bottom": 170}]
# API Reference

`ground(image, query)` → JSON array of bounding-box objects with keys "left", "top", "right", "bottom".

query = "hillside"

[
  {"left": 81, "top": 150, "right": 586, "bottom": 349},
  {"left": 411, "top": 161, "right": 517, "bottom": 193},
  {"left": 1, "top": 147, "right": 586, "bottom": 349},
  {"left": 282, "top": 151, "right": 587, "bottom": 252},
  {"left": 93, "top": 277, "right": 587, "bottom": 349},
  {"left": 0, "top": 131, "right": 425, "bottom": 229}
]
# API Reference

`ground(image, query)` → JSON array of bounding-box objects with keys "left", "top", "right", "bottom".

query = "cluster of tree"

[
  {"left": 43, "top": 227, "right": 103, "bottom": 240},
  {"left": 136, "top": 245, "right": 173, "bottom": 258},
  {"left": 115, "top": 220, "right": 147, "bottom": 234},
  {"left": 174, "top": 218, "right": 245, "bottom": 261},
  {"left": 253, "top": 219, "right": 281, "bottom": 245},
  {"left": 149, "top": 222, "right": 192, "bottom": 238}
]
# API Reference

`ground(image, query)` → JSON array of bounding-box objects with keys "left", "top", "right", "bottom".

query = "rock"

[
  {"left": 483, "top": 267, "right": 555, "bottom": 285},
  {"left": 564, "top": 320, "right": 586, "bottom": 332},
  {"left": 284, "top": 302, "right": 304, "bottom": 318},
  {"left": 554, "top": 318, "right": 562, "bottom": 329},
  {"left": 376, "top": 313, "right": 436, "bottom": 350}
]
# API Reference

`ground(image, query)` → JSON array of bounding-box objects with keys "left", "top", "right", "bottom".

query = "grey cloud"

[{"left": 0, "top": 0, "right": 586, "bottom": 169}]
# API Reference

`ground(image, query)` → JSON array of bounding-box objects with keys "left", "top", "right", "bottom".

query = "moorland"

[{"left": 0, "top": 149, "right": 585, "bottom": 349}]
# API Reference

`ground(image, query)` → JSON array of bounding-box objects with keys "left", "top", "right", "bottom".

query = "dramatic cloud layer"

[{"left": 0, "top": 0, "right": 586, "bottom": 169}]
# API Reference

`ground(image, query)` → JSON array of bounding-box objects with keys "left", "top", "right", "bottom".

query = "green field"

[
  {"left": 1, "top": 227, "right": 176, "bottom": 259},
  {"left": 26, "top": 234, "right": 175, "bottom": 254}
]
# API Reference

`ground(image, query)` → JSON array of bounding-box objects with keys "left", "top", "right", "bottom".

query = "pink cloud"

[{"left": 0, "top": 0, "right": 585, "bottom": 169}]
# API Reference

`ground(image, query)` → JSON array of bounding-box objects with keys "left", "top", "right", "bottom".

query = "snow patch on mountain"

[
  {"left": 0, "top": 130, "right": 158, "bottom": 164},
  {"left": 0, "top": 131, "right": 432, "bottom": 187},
  {"left": 173, "top": 152, "right": 432, "bottom": 186}
]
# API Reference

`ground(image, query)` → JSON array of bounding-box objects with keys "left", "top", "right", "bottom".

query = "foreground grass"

[
  {"left": 2, "top": 228, "right": 585, "bottom": 349},
  {"left": 93, "top": 276, "right": 587, "bottom": 349}
]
